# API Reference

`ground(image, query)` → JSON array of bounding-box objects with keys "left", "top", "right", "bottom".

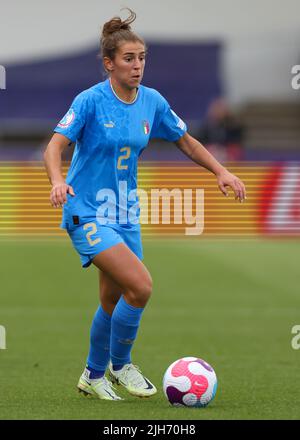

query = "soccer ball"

[{"left": 163, "top": 357, "right": 218, "bottom": 407}]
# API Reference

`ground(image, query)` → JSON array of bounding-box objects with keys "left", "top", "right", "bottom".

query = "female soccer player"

[{"left": 44, "top": 9, "right": 246, "bottom": 401}]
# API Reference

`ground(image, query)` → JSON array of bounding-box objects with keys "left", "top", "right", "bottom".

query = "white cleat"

[
  {"left": 108, "top": 363, "right": 157, "bottom": 398},
  {"left": 77, "top": 368, "right": 123, "bottom": 401}
]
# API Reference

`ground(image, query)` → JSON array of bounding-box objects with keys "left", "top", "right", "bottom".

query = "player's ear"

[{"left": 103, "top": 57, "right": 114, "bottom": 73}]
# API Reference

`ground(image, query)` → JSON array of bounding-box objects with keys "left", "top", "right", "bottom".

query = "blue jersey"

[{"left": 54, "top": 78, "right": 187, "bottom": 230}]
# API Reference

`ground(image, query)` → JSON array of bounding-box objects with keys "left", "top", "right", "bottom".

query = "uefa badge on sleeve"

[
  {"left": 58, "top": 108, "right": 75, "bottom": 128},
  {"left": 170, "top": 109, "right": 186, "bottom": 131}
]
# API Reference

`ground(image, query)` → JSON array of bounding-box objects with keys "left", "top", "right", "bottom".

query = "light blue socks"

[
  {"left": 86, "top": 296, "right": 144, "bottom": 378},
  {"left": 110, "top": 296, "right": 144, "bottom": 369},
  {"left": 87, "top": 306, "right": 111, "bottom": 378}
]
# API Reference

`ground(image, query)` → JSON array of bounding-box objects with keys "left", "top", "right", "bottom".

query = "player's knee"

[
  {"left": 135, "top": 280, "right": 153, "bottom": 303},
  {"left": 127, "top": 275, "right": 153, "bottom": 306},
  {"left": 140, "top": 276, "right": 153, "bottom": 300}
]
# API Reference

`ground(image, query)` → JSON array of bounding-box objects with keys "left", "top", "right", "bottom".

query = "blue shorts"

[{"left": 67, "top": 222, "right": 143, "bottom": 268}]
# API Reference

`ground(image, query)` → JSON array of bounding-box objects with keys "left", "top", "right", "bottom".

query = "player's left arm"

[{"left": 175, "top": 132, "right": 246, "bottom": 202}]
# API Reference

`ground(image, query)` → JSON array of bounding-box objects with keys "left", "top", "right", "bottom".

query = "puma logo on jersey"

[{"left": 104, "top": 121, "right": 115, "bottom": 128}]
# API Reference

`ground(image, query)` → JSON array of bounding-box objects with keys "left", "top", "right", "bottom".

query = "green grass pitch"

[{"left": 0, "top": 237, "right": 300, "bottom": 420}]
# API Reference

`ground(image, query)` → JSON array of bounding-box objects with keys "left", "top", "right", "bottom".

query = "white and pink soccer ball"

[{"left": 163, "top": 357, "right": 218, "bottom": 407}]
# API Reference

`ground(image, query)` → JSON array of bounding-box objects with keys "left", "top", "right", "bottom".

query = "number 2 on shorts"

[{"left": 83, "top": 222, "right": 101, "bottom": 246}]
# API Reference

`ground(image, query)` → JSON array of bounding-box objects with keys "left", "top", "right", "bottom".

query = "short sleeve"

[
  {"left": 54, "top": 92, "right": 89, "bottom": 143},
  {"left": 150, "top": 92, "right": 187, "bottom": 141}
]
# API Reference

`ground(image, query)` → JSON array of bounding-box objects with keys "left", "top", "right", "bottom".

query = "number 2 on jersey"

[{"left": 117, "top": 147, "right": 131, "bottom": 170}]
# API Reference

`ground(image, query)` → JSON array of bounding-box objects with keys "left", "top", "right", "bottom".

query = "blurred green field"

[{"left": 0, "top": 237, "right": 300, "bottom": 420}]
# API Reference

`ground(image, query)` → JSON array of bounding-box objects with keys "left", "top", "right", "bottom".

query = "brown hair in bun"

[{"left": 100, "top": 8, "right": 145, "bottom": 64}]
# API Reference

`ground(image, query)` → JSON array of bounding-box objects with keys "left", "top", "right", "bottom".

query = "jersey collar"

[{"left": 107, "top": 78, "right": 140, "bottom": 105}]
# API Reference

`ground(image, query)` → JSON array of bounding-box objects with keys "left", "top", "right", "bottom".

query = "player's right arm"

[{"left": 44, "top": 133, "right": 75, "bottom": 208}]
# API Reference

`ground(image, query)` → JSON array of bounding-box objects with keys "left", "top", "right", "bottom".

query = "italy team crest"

[{"left": 142, "top": 120, "right": 150, "bottom": 135}]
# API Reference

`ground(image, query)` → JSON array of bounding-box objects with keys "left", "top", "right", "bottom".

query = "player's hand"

[
  {"left": 50, "top": 181, "right": 75, "bottom": 208},
  {"left": 216, "top": 169, "right": 246, "bottom": 202}
]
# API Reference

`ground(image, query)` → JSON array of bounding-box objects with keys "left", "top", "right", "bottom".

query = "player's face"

[{"left": 106, "top": 41, "right": 146, "bottom": 90}]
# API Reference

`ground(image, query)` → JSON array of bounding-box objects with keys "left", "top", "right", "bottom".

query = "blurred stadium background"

[
  {"left": 1, "top": 0, "right": 300, "bottom": 420},
  {"left": 0, "top": 0, "right": 300, "bottom": 236}
]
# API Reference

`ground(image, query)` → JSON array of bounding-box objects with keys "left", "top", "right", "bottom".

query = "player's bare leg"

[
  {"left": 77, "top": 259, "right": 127, "bottom": 400},
  {"left": 92, "top": 243, "right": 157, "bottom": 397},
  {"left": 98, "top": 270, "right": 122, "bottom": 316},
  {"left": 92, "top": 242, "right": 152, "bottom": 308}
]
